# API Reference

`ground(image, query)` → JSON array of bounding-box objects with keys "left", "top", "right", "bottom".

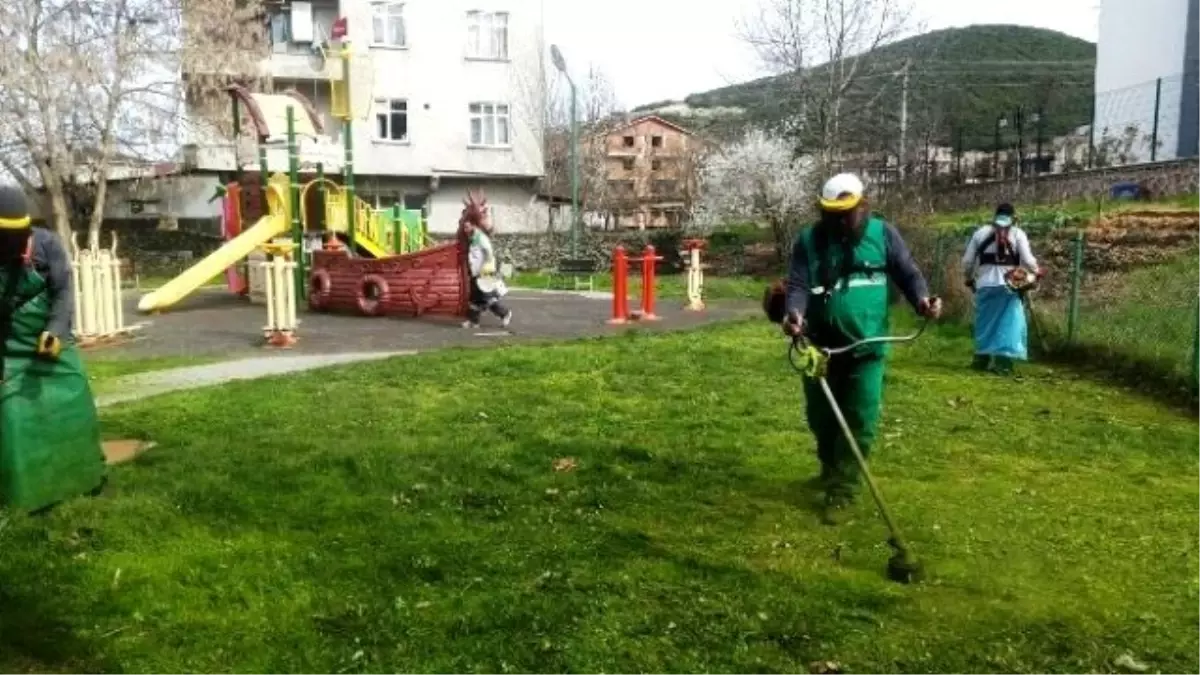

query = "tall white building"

[
  {"left": 1093, "top": 0, "right": 1199, "bottom": 163},
  {"left": 181, "top": 0, "right": 548, "bottom": 234}
]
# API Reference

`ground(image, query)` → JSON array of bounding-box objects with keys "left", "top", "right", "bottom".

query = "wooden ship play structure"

[{"left": 137, "top": 36, "right": 472, "bottom": 342}]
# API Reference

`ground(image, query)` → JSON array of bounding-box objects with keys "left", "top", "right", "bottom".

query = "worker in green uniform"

[
  {"left": 0, "top": 185, "right": 106, "bottom": 512},
  {"left": 781, "top": 173, "right": 941, "bottom": 524}
]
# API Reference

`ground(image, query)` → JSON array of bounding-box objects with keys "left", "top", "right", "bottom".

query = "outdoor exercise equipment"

[
  {"left": 787, "top": 314, "right": 937, "bottom": 584},
  {"left": 682, "top": 238, "right": 707, "bottom": 311},
  {"left": 257, "top": 242, "right": 299, "bottom": 348},
  {"left": 608, "top": 244, "right": 664, "bottom": 324},
  {"left": 70, "top": 230, "right": 139, "bottom": 346}
]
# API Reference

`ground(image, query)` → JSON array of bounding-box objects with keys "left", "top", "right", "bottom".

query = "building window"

[
  {"left": 468, "top": 102, "right": 510, "bottom": 146},
  {"left": 650, "top": 159, "right": 662, "bottom": 171},
  {"left": 622, "top": 136, "right": 635, "bottom": 147},
  {"left": 269, "top": 11, "right": 291, "bottom": 49},
  {"left": 371, "top": 2, "right": 406, "bottom": 48},
  {"left": 622, "top": 157, "right": 635, "bottom": 171},
  {"left": 653, "top": 179, "right": 677, "bottom": 195},
  {"left": 608, "top": 179, "right": 635, "bottom": 196},
  {"left": 650, "top": 135, "right": 663, "bottom": 148},
  {"left": 375, "top": 99, "right": 409, "bottom": 142},
  {"left": 466, "top": 11, "right": 509, "bottom": 60}
]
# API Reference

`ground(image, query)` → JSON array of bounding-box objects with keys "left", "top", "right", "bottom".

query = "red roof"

[{"left": 606, "top": 114, "right": 696, "bottom": 137}]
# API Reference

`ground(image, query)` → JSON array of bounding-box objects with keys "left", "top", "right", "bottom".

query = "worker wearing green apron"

[
  {"left": 782, "top": 174, "right": 941, "bottom": 524},
  {"left": 0, "top": 185, "right": 106, "bottom": 512}
]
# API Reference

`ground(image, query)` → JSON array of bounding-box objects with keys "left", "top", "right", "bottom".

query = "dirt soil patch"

[{"left": 103, "top": 439, "right": 157, "bottom": 465}]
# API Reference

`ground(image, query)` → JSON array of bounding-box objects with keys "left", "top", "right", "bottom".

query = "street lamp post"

[{"left": 550, "top": 44, "right": 580, "bottom": 258}]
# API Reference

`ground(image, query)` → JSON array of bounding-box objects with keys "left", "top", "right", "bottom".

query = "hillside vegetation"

[{"left": 640, "top": 25, "right": 1096, "bottom": 149}]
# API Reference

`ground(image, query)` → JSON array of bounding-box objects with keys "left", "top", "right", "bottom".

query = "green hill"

[{"left": 641, "top": 25, "right": 1096, "bottom": 151}]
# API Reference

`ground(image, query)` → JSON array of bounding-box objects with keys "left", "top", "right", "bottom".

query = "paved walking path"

[
  {"left": 95, "top": 351, "right": 415, "bottom": 408},
  {"left": 92, "top": 286, "right": 759, "bottom": 407}
]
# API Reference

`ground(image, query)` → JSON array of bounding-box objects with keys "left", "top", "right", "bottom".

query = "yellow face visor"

[
  {"left": 0, "top": 215, "right": 31, "bottom": 230},
  {"left": 817, "top": 193, "right": 862, "bottom": 212}
]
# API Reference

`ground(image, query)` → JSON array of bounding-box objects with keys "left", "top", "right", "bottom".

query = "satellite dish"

[{"left": 549, "top": 44, "right": 566, "bottom": 74}]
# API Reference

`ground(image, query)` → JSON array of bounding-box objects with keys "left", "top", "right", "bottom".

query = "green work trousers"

[{"left": 803, "top": 354, "right": 886, "bottom": 498}]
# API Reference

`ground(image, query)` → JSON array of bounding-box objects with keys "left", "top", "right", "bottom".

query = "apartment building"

[
  {"left": 601, "top": 115, "right": 702, "bottom": 229},
  {"left": 156, "top": 0, "right": 548, "bottom": 234}
]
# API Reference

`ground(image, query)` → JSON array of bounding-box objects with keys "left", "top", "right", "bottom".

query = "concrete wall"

[
  {"left": 929, "top": 158, "right": 1199, "bottom": 212},
  {"left": 1094, "top": 0, "right": 1194, "bottom": 163},
  {"left": 426, "top": 178, "right": 549, "bottom": 234},
  {"left": 101, "top": 175, "right": 223, "bottom": 221}
]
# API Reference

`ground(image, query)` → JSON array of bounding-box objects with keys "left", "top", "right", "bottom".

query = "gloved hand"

[
  {"left": 783, "top": 310, "right": 805, "bottom": 337},
  {"left": 918, "top": 297, "right": 943, "bottom": 319},
  {"left": 36, "top": 331, "right": 62, "bottom": 359}
]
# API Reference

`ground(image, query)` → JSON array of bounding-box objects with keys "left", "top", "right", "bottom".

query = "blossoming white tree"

[{"left": 697, "top": 129, "right": 814, "bottom": 258}]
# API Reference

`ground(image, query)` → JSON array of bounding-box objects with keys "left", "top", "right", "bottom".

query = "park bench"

[{"left": 549, "top": 257, "right": 598, "bottom": 292}]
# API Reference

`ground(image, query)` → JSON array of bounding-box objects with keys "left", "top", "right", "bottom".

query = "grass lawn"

[
  {"left": 1031, "top": 250, "right": 1199, "bottom": 392},
  {"left": 926, "top": 193, "right": 1200, "bottom": 233},
  {"left": 511, "top": 271, "right": 768, "bottom": 301},
  {"left": 2, "top": 320, "right": 1196, "bottom": 673}
]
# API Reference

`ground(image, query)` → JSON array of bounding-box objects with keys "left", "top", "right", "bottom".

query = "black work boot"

[
  {"left": 805, "top": 465, "right": 832, "bottom": 490},
  {"left": 819, "top": 491, "right": 855, "bottom": 526},
  {"left": 992, "top": 356, "right": 1015, "bottom": 376},
  {"left": 971, "top": 354, "right": 991, "bottom": 371}
]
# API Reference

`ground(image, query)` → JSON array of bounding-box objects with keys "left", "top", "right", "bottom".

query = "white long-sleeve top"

[
  {"left": 961, "top": 225, "right": 1038, "bottom": 289},
  {"left": 467, "top": 231, "right": 496, "bottom": 278}
]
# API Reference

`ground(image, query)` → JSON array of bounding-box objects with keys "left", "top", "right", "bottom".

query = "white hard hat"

[{"left": 819, "top": 173, "right": 865, "bottom": 212}]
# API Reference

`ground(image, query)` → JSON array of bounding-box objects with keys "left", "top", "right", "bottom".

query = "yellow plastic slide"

[{"left": 137, "top": 212, "right": 290, "bottom": 312}]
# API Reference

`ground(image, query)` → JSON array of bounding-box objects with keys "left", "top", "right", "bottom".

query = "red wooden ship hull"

[{"left": 307, "top": 241, "right": 469, "bottom": 318}]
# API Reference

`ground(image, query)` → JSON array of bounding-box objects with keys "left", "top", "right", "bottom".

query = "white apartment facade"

[{"left": 162, "top": 0, "right": 549, "bottom": 234}]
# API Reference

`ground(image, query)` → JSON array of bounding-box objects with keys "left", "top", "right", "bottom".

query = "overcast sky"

[{"left": 543, "top": 0, "right": 1101, "bottom": 108}]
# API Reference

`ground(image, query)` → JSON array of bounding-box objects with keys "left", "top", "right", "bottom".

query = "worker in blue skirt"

[{"left": 961, "top": 202, "right": 1040, "bottom": 375}]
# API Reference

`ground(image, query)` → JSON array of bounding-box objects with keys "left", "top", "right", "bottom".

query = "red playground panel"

[{"left": 222, "top": 182, "right": 248, "bottom": 295}]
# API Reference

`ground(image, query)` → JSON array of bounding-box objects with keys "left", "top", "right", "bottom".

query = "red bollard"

[
  {"left": 608, "top": 245, "right": 629, "bottom": 324},
  {"left": 640, "top": 244, "right": 661, "bottom": 321}
]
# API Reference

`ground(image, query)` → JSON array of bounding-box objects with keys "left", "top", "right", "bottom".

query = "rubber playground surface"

[{"left": 102, "top": 287, "right": 759, "bottom": 361}]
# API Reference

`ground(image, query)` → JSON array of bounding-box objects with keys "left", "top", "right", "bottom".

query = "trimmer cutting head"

[{"left": 886, "top": 538, "right": 924, "bottom": 584}]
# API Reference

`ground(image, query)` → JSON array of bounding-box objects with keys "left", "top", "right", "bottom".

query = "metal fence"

[
  {"left": 850, "top": 72, "right": 1200, "bottom": 186},
  {"left": 906, "top": 220, "right": 1199, "bottom": 396}
]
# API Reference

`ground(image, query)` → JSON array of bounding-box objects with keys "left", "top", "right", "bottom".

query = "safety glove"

[{"left": 36, "top": 331, "right": 62, "bottom": 359}]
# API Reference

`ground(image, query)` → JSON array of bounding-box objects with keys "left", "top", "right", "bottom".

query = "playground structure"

[
  {"left": 135, "top": 37, "right": 472, "bottom": 334},
  {"left": 608, "top": 245, "right": 664, "bottom": 324},
  {"left": 70, "top": 231, "right": 138, "bottom": 346},
  {"left": 683, "top": 239, "right": 707, "bottom": 312}
]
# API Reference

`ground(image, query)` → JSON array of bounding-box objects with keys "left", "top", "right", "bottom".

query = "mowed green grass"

[{"left": 1, "top": 320, "right": 1196, "bottom": 673}]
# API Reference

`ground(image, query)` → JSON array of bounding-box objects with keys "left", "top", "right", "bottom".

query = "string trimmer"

[
  {"left": 787, "top": 316, "right": 934, "bottom": 584},
  {"left": 1005, "top": 267, "right": 1049, "bottom": 354}
]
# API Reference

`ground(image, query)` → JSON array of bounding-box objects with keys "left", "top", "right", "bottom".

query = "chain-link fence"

[
  {"left": 905, "top": 214, "right": 1199, "bottom": 397},
  {"left": 844, "top": 72, "right": 1199, "bottom": 187}
]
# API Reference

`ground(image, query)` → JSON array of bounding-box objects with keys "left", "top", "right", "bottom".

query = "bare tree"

[
  {"left": 0, "top": 0, "right": 266, "bottom": 242},
  {"left": 738, "top": 0, "right": 917, "bottom": 171},
  {"left": 542, "top": 64, "right": 623, "bottom": 227}
]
